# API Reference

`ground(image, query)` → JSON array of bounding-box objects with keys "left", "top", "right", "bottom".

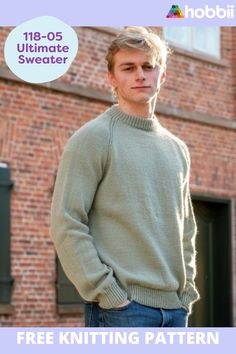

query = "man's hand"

[{"left": 114, "top": 299, "right": 131, "bottom": 308}]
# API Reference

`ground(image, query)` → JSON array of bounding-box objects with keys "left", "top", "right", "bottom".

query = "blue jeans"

[{"left": 84, "top": 301, "right": 188, "bottom": 327}]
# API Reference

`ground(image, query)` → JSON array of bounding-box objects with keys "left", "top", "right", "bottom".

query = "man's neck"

[{"left": 117, "top": 100, "right": 156, "bottom": 119}]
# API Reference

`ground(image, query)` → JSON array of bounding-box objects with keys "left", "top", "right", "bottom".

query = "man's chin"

[
  {"left": 135, "top": 95, "right": 156, "bottom": 104},
  {"left": 134, "top": 91, "right": 157, "bottom": 102}
]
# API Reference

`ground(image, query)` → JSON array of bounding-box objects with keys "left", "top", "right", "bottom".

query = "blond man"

[{"left": 51, "top": 27, "right": 199, "bottom": 327}]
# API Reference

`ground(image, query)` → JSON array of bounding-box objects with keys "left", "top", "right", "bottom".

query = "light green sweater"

[{"left": 50, "top": 105, "right": 200, "bottom": 312}]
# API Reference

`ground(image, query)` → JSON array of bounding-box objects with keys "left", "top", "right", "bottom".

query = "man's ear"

[
  {"left": 107, "top": 71, "right": 117, "bottom": 88},
  {"left": 160, "top": 71, "right": 166, "bottom": 86}
]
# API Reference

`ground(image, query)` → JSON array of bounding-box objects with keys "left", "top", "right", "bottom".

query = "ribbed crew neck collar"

[{"left": 108, "top": 105, "right": 160, "bottom": 132}]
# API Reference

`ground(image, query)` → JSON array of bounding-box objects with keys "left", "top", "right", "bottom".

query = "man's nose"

[{"left": 135, "top": 67, "right": 145, "bottom": 80}]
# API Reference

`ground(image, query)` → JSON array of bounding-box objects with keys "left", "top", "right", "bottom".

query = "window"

[
  {"left": 51, "top": 171, "right": 84, "bottom": 312},
  {"left": 56, "top": 257, "right": 84, "bottom": 306},
  {"left": 164, "top": 27, "right": 220, "bottom": 59},
  {"left": 0, "top": 163, "right": 14, "bottom": 306}
]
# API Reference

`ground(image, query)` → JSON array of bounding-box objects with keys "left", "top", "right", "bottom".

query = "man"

[{"left": 51, "top": 27, "right": 200, "bottom": 327}]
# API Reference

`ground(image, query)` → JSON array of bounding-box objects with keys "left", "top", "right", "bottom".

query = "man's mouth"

[{"left": 131, "top": 86, "right": 151, "bottom": 89}]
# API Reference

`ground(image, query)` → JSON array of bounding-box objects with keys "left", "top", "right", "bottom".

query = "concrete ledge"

[
  {"left": 0, "top": 304, "right": 14, "bottom": 315},
  {"left": 57, "top": 304, "right": 84, "bottom": 316},
  {"left": 157, "top": 103, "right": 236, "bottom": 130}
]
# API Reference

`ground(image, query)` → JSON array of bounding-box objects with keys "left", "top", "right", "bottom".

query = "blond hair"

[{"left": 106, "top": 27, "right": 170, "bottom": 72}]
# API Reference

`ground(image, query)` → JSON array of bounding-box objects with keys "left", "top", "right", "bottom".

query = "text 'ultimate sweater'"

[{"left": 50, "top": 105, "right": 200, "bottom": 312}]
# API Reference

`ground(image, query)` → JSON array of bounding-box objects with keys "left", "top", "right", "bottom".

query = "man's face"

[{"left": 108, "top": 48, "right": 165, "bottom": 106}]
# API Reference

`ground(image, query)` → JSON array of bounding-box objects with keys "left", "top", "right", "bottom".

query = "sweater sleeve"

[
  {"left": 50, "top": 123, "right": 128, "bottom": 309},
  {"left": 179, "top": 147, "right": 200, "bottom": 312}
]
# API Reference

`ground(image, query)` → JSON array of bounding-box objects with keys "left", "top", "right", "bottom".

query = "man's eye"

[
  {"left": 144, "top": 65, "right": 154, "bottom": 70},
  {"left": 123, "top": 67, "right": 133, "bottom": 71}
]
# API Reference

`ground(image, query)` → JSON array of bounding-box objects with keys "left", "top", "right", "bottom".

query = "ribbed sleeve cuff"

[
  {"left": 98, "top": 281, "right": 128, "bottom": 309},
  {"left": 179, "top": 283, "right": 200, "bottom": 313}
]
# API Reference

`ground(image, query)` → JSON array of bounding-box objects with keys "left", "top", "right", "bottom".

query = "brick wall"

[{"left": 0, "top": 26, "right": 235, "bottom": 326}]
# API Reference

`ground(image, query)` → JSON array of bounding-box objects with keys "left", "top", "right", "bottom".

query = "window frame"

[
  {"left": 0, "top": 163, "right": 14, "bottom": 314},
  {"left": 56, "top": 256, "right": 85, "bottom": 315}
]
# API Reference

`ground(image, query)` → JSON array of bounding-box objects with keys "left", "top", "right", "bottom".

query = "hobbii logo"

[{"left": 166, "top": 4, "right": 235, "bottom": 19}]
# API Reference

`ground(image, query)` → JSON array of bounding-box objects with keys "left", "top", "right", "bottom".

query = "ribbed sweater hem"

[
  {"left": 127, "top": 286, "right": 183, "bottom": 309},
  {"left": 98, "top": 281, "right": 128, "bottom": 309}
]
